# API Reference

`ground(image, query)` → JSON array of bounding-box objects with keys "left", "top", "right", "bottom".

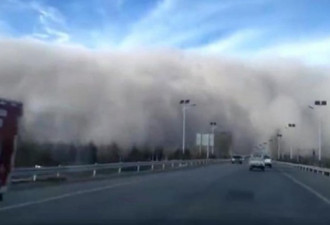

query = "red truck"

[{"left": 0, "top": 98, "right": 23, "bottom": 201}]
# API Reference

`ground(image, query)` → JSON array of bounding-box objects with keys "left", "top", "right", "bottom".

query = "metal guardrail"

[
  {"left": 11, "top": 159, "right": 230, "bottom": 183},
  {"left": 276, "top": 161, "right": 330, "bottom": 177}
]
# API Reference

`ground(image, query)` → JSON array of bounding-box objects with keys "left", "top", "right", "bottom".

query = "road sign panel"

[{"left": 0, "top": 109, "right": 7, "bottom": 117}]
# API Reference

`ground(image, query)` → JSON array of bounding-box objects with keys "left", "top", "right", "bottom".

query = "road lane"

[
  {"left": 277, "top": 163, "right": 330, "bottom": 202},
  {"left": 1, "top": 162, "right": 330, "bottom": 225}
]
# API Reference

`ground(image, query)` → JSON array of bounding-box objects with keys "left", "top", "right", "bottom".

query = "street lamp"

[
  {"left": 288, "top": 123, "right": 296, "bottom": 160},
  {"left": 309, "top": 100, "right": 327, "bottom": 162},
  {"left": 263, "top": 142, "right": 267, "bottom": 151},
  {"left": 268, "top": 139, "right": 273, "bottom": 155},
  {"left": 277, "top": 133, "right": 282, "bottom": 160},
  {"left": 180, "top": 99, "right": 196, "bottom": 155},
  {"left": 209, "top": 122, "right": 217, "bottom": 157}
]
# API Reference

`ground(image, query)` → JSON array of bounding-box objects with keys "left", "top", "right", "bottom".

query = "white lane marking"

[
  {"left": 281, "top": 171, "right": 330, "bottom": 205},
  {"left": 0, "top": 181, "right": 136, "bottom": 212}
]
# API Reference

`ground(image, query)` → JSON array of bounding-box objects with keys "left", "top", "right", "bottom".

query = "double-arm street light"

[
  {"left": 309, "top": 100, "right": 327, "bottom": 162},
  {"left": 288, "top": 123, "right": 296, "bottom": 160},
  {"left": 180, "top": 99, "right": 196, "bottom": 155}
]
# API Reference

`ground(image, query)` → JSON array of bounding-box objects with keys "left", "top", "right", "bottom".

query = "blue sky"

[{"left": 1, "top": 0, "right": 330, "bottom": 64}]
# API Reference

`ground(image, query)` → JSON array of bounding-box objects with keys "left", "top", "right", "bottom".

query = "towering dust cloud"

[{"left": 0, "top": 39, "right": 330, "bottom": 155}]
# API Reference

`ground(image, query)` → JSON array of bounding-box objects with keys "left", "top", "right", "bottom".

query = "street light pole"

[
  {"left": 210, "top": 122, "right": 217, "bottom": 155},
  {"left": 206, "top": 136, "right": 210, "bottom": 159},
  {"left": 313, "top": 100, "right": 327, "bottom": 162},
  {"left": 182, "top": 102, "right": 186, "bottom": 154},
  {"left": 319, "top": 119, "right": 322, "bottom": 161},
  {"left": 180, "top": 99, "right": 196, "bottom": 155},
  {"left": 277, "top": 133, "right": 282, "bottom": 160},
  {"left": 199, "top": 133, "right": 202, "bottom": 156},
  {"left": 268, "top": 139, "right": 273, "bottom": 156},
  {"left": 288, "top": 123, "right": 296, "bottom": 160}
]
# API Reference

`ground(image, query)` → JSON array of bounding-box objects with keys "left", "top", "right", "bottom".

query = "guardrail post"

[
  {"left": 137, "top": 165, "right": 140, "bottom": 172},
  {"left": 171, "top": 162, "right": 174, "bottom": 168},
  {"left": 162, "top": 163, "right": 165, "bottom": 170},
  {"left": 151, "top": 164, "right": 154, "bottom": 171},
  {"left": 118, "top": 167, "right": 122, "bottom": 174}
]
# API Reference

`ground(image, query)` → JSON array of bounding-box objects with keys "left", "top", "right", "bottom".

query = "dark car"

[{"left": 231, "top": 155, "right": 243, "bottom": 164}]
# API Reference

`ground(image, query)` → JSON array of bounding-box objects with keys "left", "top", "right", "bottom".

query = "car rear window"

[{"left": 252, "top": 153, "right": 262, "bottom": 158}]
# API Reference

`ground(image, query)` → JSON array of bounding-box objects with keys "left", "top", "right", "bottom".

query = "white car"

[
  {"left": 249, "top": 153, "right": 265, "bottom": 171},
  {"left": 264, "top": 155, "right": 272, "bottom": 168}
]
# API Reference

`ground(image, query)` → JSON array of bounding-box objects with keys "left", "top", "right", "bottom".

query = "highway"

[{"left": 1, "top": 162, "right": 330, "bottom": 225}]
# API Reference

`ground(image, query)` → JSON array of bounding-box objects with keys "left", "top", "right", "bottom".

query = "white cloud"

[
  {"left": 245, "top": 37, "right": 330, "bottom": 66},
  {"left": 188, "top": 29, "right": 261, "bottom": 55},
  {"left": 42, "top": 27, "right": 70, "bottom": 43},
  {"left": 188, "top": 31, "right": 330, "bottom": 66},
  {"left": 29, "top": 1, "right": 70, "bottom": 43},
  {"left": 2, "top": 0, "right": 330, "bottom": 67},
  {"left": 31, "top": 1, "right": 65, "bottom": 25},
  {"left": 32, "top": 33, "right": 49, "bottom": 39},
  {"left": 119, "top": 0, "right": 236, "bottom": 48}
]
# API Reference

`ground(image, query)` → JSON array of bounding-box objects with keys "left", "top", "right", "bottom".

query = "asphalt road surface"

[{"left": 1, "top": 162, "right": 330, "bottom": 225}]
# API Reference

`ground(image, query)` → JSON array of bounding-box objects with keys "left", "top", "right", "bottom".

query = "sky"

[
  {"left": 1, "top": 0, "right": 330, "bottom": 65},
  {"left": 1, "top": 0, "right": 330, "bottom": 154}
]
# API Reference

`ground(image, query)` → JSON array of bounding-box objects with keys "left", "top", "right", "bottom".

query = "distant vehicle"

[
  {"left": 249, "top": 153, "right": 265, "bottom": 171},
  {"left": 264, "top": 155, "right": 272, "bottom": 168},
  {"left": 231, "top": 155, "right": 243, "bottom": 164}
]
